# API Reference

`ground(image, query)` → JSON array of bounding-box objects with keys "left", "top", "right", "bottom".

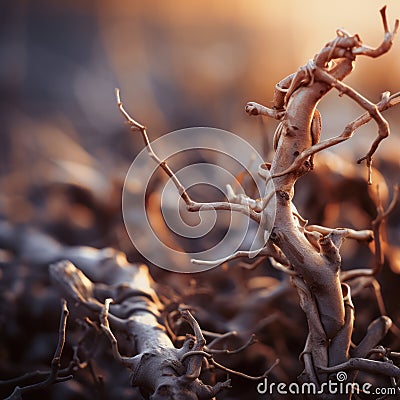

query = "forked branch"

[
  {"left": 250, "top": 7, "right": 399, "bottom": 184},
  {"left": 116, "top": 89, "right": 261, "bottom": 224},
  {"left": 3, "top": 300, "right": 72, "bottom": 400}
]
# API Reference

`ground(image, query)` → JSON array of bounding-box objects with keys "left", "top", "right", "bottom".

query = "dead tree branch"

[
  {"left": 0, "top": 223, "right": 279, "bottom": 398},
  {"left": 116, "top": 89, "right": 261, "bottom": 225},
  {"left": 116, "top": 7, "right": 400, "bottom": 399},
  {"left": 2, "top": 300, "right": 72, "bottom": 400},
  {"left": 244, "top": 7, "right": 400, "bottom": 397},
  {"left": 50, "top": 259, "right": 232, "bottom": 399}
]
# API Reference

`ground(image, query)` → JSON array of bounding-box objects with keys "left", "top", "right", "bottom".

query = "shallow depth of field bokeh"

[{"left": 1, "top": 1, "right": 400, "bottom": 399}]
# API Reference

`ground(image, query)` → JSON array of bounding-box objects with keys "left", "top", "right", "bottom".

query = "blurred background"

[
  {"left": 1, "top": 0, "right": 400, "bottom": 244},
  {"left": 1, "top": 1, "right": 400, "bottom": 399}
]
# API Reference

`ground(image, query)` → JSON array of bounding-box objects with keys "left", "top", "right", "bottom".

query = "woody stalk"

[{"left": 117, "top": 7, "right": 400, "bottom": 397}]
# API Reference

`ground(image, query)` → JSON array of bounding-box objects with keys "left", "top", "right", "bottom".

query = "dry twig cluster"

[
  {"left": 1, "top": 7, "right": 400, "bottom": 400},
  {"left": 114, "top": 7, "right": 400, "bottom": 399}
]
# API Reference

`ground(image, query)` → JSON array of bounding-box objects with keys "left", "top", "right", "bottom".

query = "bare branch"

[
  {"left": 268, "top": 257, "right": 298, "bottom": 275},
  {"left": 371, "top": 184, "right": 399, "bottom": 270},
  {"left": 116, "top": 88, "right": 261, "bottom": 224},
  {"left": 306, "top": 225, "right": 373, "bottom": 243},
  {"left": 210, "top": 358, "right": 280, "bottom": 381},
  {"left": 272, "top": 92, "right": 400, "bottom": 181},
  {"left": 99, "top": 298, "right": 136, "bottom": 368},
  {"left": 245, "top": 102, "right": 284, "bottom": 119},
  {"left": 353, "top": 316, "right": 392, "bottom": 358},
  {"left": 291, "top": 275, "right": 328, "bottom": 372},
  {"left": 190, "top": 243, "right": 288, "bottom": 268},
  {"left": 226, "top": 182, "right": 275, "bottom": 212},
  {"left": 310, "top": 68, "right": 390, "bottom": 173},
  {"left": 329, "top": 284, "right": 354, "bottom": 365},
  {"left": 206, "top": 334, "right": 257, "bottom": 355},
  {"left": 318, "top": 357, "right": 400, "bottom": 379},
  {"left": 49, "top": 299, "right": 69, "bottom": 381},
  {"left": 237, "top": 255, "right": 268, "bottom": 270},
  {"left": 340, "top": 276, "right": 400, "bottom": 338},
  {"left": 180, "top": 309, "right": 207, "bottom": 381},
  {"left": 352, "top": 6, "right": 399, "bottom": 58},
  {"left": 4, "top": 300, "right": 72, "bottom": 400},
  {"left": 51, "top": 258, "right": 232, "bottom": 399}
]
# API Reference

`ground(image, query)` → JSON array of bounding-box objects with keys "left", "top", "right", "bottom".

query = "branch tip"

[
  {"left": 115, "top": 87, "right": 121, "bottom": 105},
  {"left": 380, "top": 6, "right": 389, "bottom": 33}
]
